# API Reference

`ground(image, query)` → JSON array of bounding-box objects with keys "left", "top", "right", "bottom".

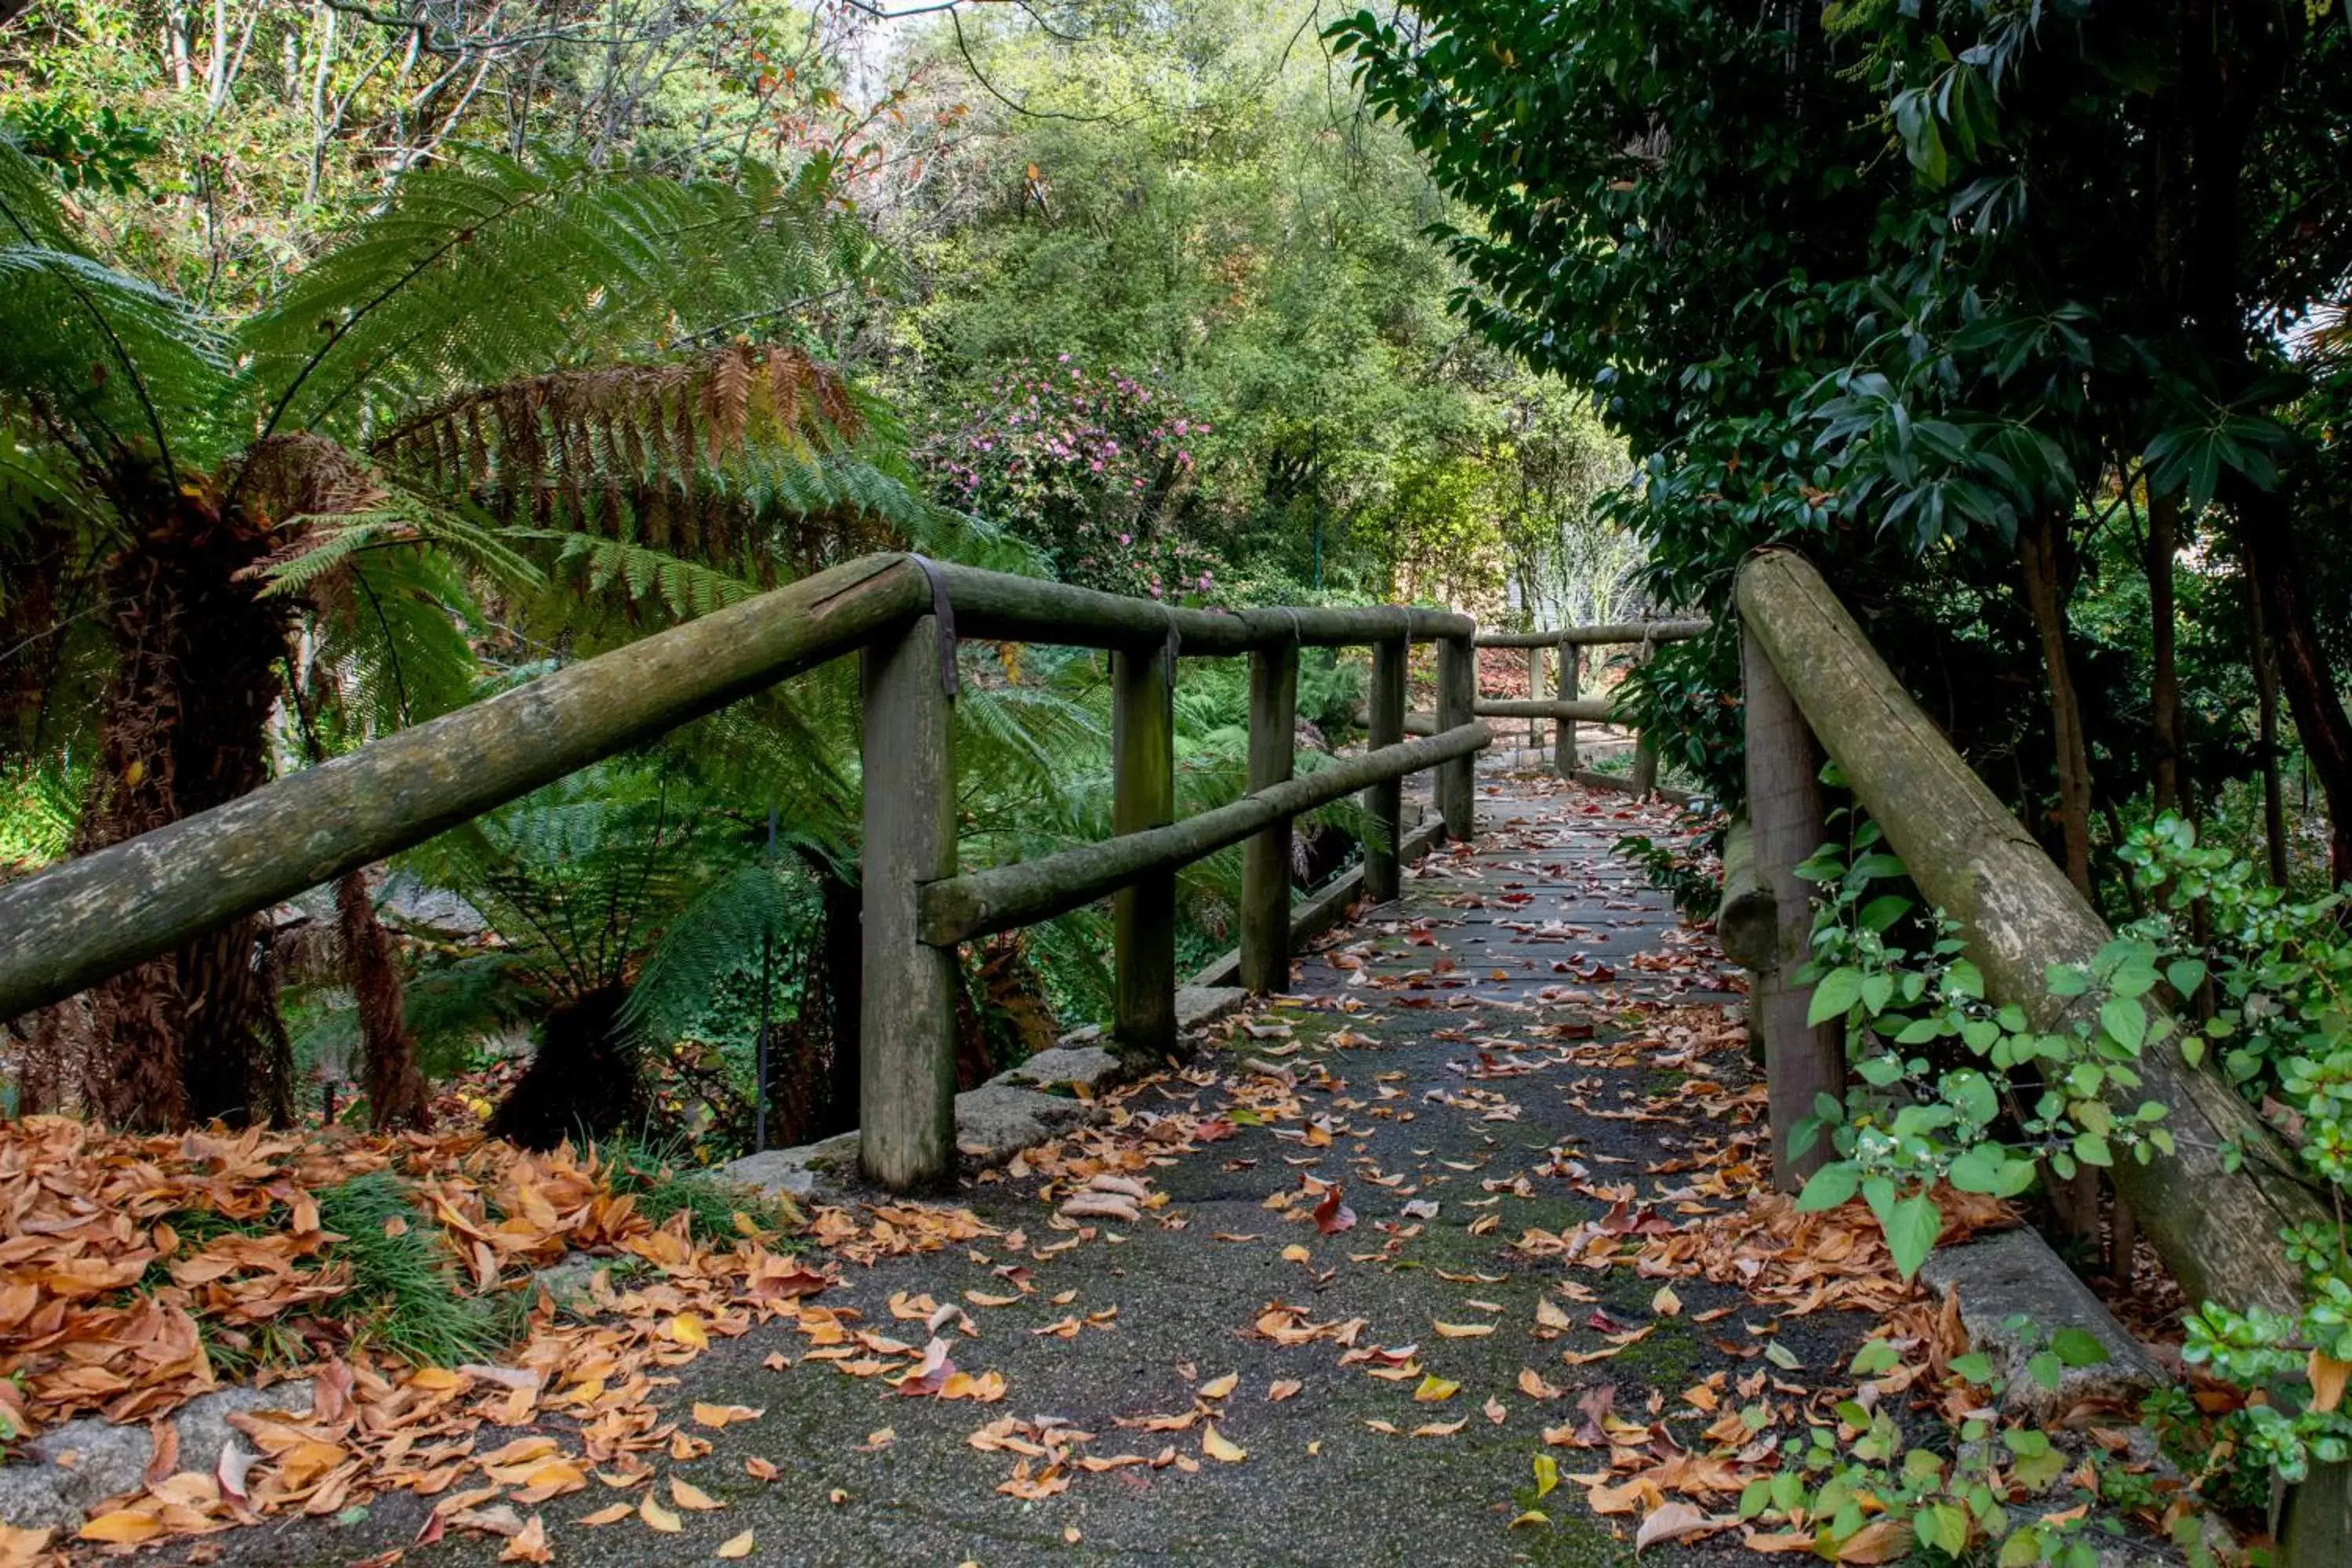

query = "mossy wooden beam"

[
  {"left": 1736, "top": 546, "right": 2324, "bottom": 1313},
  {"left": 1364, "top": 636, "right": 1408, "bottom": 903},
  {"left": 1436, "top": 637, "right": 1476, "bottom": 840},
  {"left": 1112, "top": 641, "right": 1178, "bottom": 1062},
  {"left": 0, "top": 552, "right": 927, "bottom": 1024},
  {"left": 859, "top": 614, "right": 960, "bottom": 1192},
  {"left": 919, "top": 724, "right": 1493, "bottom": 946},
  {"left": 1477, "top": 619, "right": 1710, "bottom": 649},
  {"left": 1475, "top": 699, "right": 1615, "bottom": 723}
]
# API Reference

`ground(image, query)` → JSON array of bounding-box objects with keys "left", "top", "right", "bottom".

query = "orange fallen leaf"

[
  {"left": 744, "top": 1457, "right": 779, "bottom": 1482},
  {"left": 78, "top": 1512, "right": 164, "bottom": 1545},
  {"left": 1833, "top": 1520, "right": 1912, "bottom": 1563},
  {"left": 717, "top": 1529, "right": 755, "bottom": 1559},
  {"left": 668, "top": 1314, "right": 710, "bottom": 1349},
  {"left": 1433, "top": 1321, "right": 1495, "bottom": 1338},
  {"left": 579, "top": 1504, "right": 633, "bottom": 1526},
  {"left": 1198, "top": 1373, "right": 1238, "bottom": 1399},
  {"left": 1267, "top": 1380, "right": 1302, "bottom": 1403},
  {"left": 1519, "top": 1369, "right": 1563, "bottom": 1399},
  {"left": 498, "top": 1515, "right": 552, "bottom": 1564},
  {"left": 692, "top": 1403, "right": 763, "bottom": 1429},
  {"left": 1200, "top": 1424, "right": 1247, "bottom": 1463},
  {"left": 1411, "top": 1418, "right": 1467, "bottom": 1436},
  {"left": 640, "top": 1494, "right": 683, "bottom": 1533},
  {"left": 1651, "top": 1285, "right": 1682, "bottom": 1318},
  {"left": 670, "top": 1476, "right": 724, "bottom": 1512}
]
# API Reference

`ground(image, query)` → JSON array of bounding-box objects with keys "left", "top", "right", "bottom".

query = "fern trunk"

[
  {"left": 334, "top": 869, "right": 433, "bottom": 1130},
  {"left": 26, "top": 486, "right": 295, "bottom": 1128}
]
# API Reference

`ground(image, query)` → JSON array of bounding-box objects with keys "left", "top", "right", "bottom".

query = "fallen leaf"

[
  {"left": 1411, "top": 1418, "right": 1467, "bottom": 1436},
  {"left": 1312, "top": 1185, "right": 1356, "bottom": 1236},
  {"left": 1433, "top": 1320, "right": 1495, "bottom": 1338},
  {"left": 1198, "top": 1373, "right": 1238, "bottom": 1399},
  {"left": 717, "top": 1529, "right": 755, "bottom": 1559},
  {"left": 670, "top": 1476, "right": 724, "bottom": 1512},
  {"left": 692, "top": 1403, "right": 763, "bottom": 1429},
  {"left": 579, "top": 1504, "right": 632, "bottom": 1526},
  {"left": 1651, "top": 1285, "right": 1682, "bottom": 1318},
  {"left": 1200, "top": 1424, "right": 1247, "bottom": 1463},
  {"left": 1635, "top": 1501, "right": 1718, "bottom": 1554},
  {"left": 1413, "top": 1374, "right": 1459, "bottom": 1403},
  {"left": 498, "top": 1516, "right": 551, "bottom": 1564},
  {"left": 1267, "top": 1380, "right": 1302, "bottom": 1403},
  {"left": 640, "top": 1494, "right": 683, "bottom": 1534},
  {"left": 667, "top": 1314, "right": 710, "bottom": 1349},
  {"left": 744, "top": 1457, "right": 779, "bottom": 1482}
]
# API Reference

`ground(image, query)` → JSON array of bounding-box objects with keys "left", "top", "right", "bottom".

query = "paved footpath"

[{"left": 221, "top": 772, "right": 1885, "bottom": 1568}]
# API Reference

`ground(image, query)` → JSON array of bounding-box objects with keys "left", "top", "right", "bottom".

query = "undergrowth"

[{"left": 314, "top": 1172, "right": 517, "bottom": 1368}]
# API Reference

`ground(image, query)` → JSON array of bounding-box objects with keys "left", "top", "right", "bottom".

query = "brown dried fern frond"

[{"left": 369, "top": 345, "right": 857, "bottom": 507}]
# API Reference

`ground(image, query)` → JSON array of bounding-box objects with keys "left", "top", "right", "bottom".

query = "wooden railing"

[
  {"left": 1730, "top": 547, "right": 2347, "bottom": 1563},
  {"left": 1461, "top": 616, "right": 1708, "bottom": 788},
  {"left": 0, "top": 554, "right": 1488, "bottom": 1192}
]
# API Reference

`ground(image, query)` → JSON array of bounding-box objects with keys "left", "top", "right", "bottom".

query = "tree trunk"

[
  {"left": 2145, "top": 493, "right": 2183, "bottom": 816},
  {"left": 334, "top": 869, "right": 431, "bottom": 1130},
  {"left": 2017, "top": 517, "right": 2095, "bottom": 897},
  {"left": 2238, "top": 495, "right": 2352, "bottom": 884},
  {"left": 2251, "top": 583, "right": 2292, "bottom": 887},
  {"left": 27, "top": 492, "right": 293, "bottom": 1129}
]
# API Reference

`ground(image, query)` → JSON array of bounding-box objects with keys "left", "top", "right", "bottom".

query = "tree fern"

[
  {"left": 0, "top": 140, "right": 230, "bottom": 483},
  {"left": 239, "top": 150, "right": 863, "bottom": 445}
]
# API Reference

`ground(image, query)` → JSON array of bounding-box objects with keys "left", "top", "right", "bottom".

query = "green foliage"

[
  {"left": 314, "top": 1173, "right": 514, "bottom": 1369},
  {"left": 2119, "top": 816, "right": 2352, "bottom": 1484},
  {"left": 1788, "top": 799, "right": 2174, "bottom": 1281}
]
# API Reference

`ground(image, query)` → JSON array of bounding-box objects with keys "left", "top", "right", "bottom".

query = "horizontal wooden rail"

[
  {"left": 0, "top": 552, "right": 929, "bottom": 1023},
  {"left": 920, "top": 723, "right": 1491, "bottom": 946},
  {"left": 1474, "top": 698, "right": 1613, "bottom": 723},
  {"left": 1475, "top": 618, "right": 1710, "bottom": 649},
  {"left": 934, "top": 564, "right": 1473, "bottom": 652}
]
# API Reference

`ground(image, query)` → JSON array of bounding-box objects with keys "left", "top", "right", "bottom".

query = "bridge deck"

[{"left": 219, "top": 773, "right": 1894, "bottom": 1568}]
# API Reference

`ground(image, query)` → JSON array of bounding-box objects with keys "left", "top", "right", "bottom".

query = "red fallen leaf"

[
  {"left": 1312, "top": 1185, "right": 1356, "bottom": 1236},
  {"left": 1587, "top": 1309, "right": 1628, "bottom": 1334}
]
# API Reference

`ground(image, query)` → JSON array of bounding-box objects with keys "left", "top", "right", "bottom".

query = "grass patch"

[
  {"left": 601, "top": 1138, "right": 799, "bottom": 1243},
  {"left": 314, "top": 1172, "right": 519, "bottom": 1368}
]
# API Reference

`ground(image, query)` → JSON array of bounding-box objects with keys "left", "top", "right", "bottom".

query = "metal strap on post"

[{"left": 904, "top": 554, "right": 962, "bottom": 699}]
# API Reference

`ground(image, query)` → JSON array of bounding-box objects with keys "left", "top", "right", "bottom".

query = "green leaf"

[
  {"left": 2166, "top": 959, "right": 2208, "bottom": 998},
  {"left": 1948, "top": 1350, "right": 1995, "bottom": 1385},
  {"left": 1795, "top": 1161, "right": 1860, "bottom": 1212},
  {"left": 2049, "top": 1327, "right": 2110, "bottom": 1367},
  {"left": 1850, "top": 1340, "right": 1902, "bottom": 1376},
  {"left": 1920, "top": 1501, "right": 1970, "bottom": 1558},
  {"left": 1885, "top": 1190, "right": 1944, "bottom": 1280},
  {"left": 1808, "top": 967, "right": 1864, "bottom": 1026},
  {"left": 2045, "top": 964, "right": 2090, "bottom": 997},
  {"left": 2099, "top": 997, "right": 2148, "bottom": 1053},
  {"left": 2073, "top": 1131, "right": 2112, "bottom": 1167}
]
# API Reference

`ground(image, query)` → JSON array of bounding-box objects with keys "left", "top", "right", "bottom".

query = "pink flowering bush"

[{"left": 916, "top": 357, "right": 1225, "bottom": 598}]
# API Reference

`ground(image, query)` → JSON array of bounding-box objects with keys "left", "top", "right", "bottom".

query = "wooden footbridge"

[{"left": 1, "top": 546, "right": 2346, "bottom": 1553}]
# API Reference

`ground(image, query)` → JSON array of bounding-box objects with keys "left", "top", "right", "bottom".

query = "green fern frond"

[
  {"left": 241, "top": 149, "right": 855, "bottom": 443},
  {"left": 0, "top": 198, "right": 231, "bottom": 477},
  {"left": 518, "top": 530, "right": 757, "bottom": 619}
]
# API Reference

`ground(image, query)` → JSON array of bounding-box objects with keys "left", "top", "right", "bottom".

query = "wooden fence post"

[
  {"left": 1240, "top": 637, "right": 1299, "bottom": 993},
  {"left": 1436, "top": 633, "right": 1475, "bottom": 840},
  {"left": 1364, "top": 635, "right": 1406, "bottom": 903},
  {"left": 860, "top": 614, "right": 959, "bottom": 1192},
  {"left": 1630, "top": 637, "right": 1660, "bottom": 797},
  {"left": 1555, "top": 640, "right": 1579, "bottom": 777},
  {"left": 1112, "top": 641, "right": 1177, "bottom": 1061},
  {"left": 1741, "top": 622, "right": 1843, "bottom": 1191},
  {"left": 1526, "top": 646, "right": 1546, "bottom": 749}
]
